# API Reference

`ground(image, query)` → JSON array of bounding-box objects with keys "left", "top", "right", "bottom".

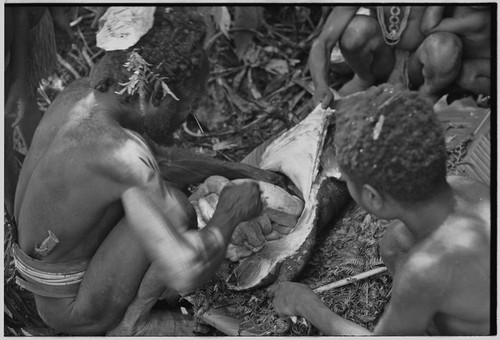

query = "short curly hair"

[
  {"left": 334, "top": 85, "right": 447, "bottom": 204},
  {"left": 90, "top": 6, "right": 207, "bottom": 102}
]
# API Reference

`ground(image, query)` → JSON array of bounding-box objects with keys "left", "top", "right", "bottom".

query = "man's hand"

[
  {"left": 268, "top": 281, "right": 316, "bottom": 316},
  {"left": 216, "top": 181, "right": 263, "bottom": 225},
  {"left": 312, "top": 84, "right": 335, "bottom": 109},
  {"left": 269, "top": 281, "right": 371, "bottom": 335}
]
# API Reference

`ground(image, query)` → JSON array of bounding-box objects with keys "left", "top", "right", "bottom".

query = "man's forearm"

[
  {"left": 309, "top": 40, "right": 330, "bottom": 90},
  {"left": 296, "top": 294, "right": 371, "bottom": 335},
  {"left": 420, "top": 6, "right": 445, "bottom": 35},
  {"left": 165, "top": 205, "right": 248, "bottom": 294},
  {"left": 122, "top": 186, "right": 230, "bottom": 292}
]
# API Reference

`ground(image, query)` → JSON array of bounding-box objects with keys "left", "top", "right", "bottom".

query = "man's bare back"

[
  {"left": 12, "top": 8, "right": 274, "bottom": 335},
  {"left": 269, "top": 88, "right": 491, "bottom": 336},
  {"left": 383, "top": 176, "right": 490, "bottom": 335},
  {"left": 422, "top": 6, "right": 491, "bottom": 60},
  {"left": 15, "top": 79, "right": 168, "bottom": 263}
]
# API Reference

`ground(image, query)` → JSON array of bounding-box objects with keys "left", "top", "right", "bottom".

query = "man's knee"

[
  {"left": 340, "top": 16, "right": 380, "bottom": 52},
  {"left": 421, "top": 32, "right": 462, "bottom": 75},
  {"left": 456, "top": 60, "right": 491, "bottom": 95},
  {"left": 36, "top": 295, "right": 127, "bottom": 335}
]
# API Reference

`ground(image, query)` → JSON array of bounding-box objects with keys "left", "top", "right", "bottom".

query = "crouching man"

[
  {"left": 13, "top": 7, "right": 278, "bottom": 335},
  {"left": 270, "top": 87, "right": 490, "bottom": 335}
]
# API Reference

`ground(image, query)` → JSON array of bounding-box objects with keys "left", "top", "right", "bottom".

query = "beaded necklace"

[{"left": 377, "top": 6, "right": 411, "bottom": 46}]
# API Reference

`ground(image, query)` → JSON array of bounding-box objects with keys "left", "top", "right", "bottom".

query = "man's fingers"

[
  {"left": 321, "top": 92, "right": 334, "bottom": 109},
  {"left": 321, "top": 97, "right": 329, "bottom": 109}
]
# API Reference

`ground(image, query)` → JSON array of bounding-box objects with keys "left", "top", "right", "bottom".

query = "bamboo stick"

[{"left": 313, "top": 267, "right": 388, "bottom": 293}]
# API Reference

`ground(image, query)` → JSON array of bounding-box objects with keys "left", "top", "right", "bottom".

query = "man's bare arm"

[
  {"left": 421, "top": 6, "right": 446, "bottom": 35},
  {"left": 109, "top": 139, "right": 261, "bottom": 293},
  {"left": 309, "top": 6, "right": 359, "bottom": 108},
  {"left": 373, "top": 254, "right": 443, "bottom": 335},
  {"left": 299, "top": 298, "right": 370, "bottom": 335},
  {"left": 270, "top": 281, "right": 370, "bottom": 335},
  {"left": 121, "top": 169, "right": 262, "bottom": 294},
  {"left": 270, "top": 246, "right": 446, "bottom": 336},
  {"left": 422, "top": 7, "right": 488, "bottom": 35}
]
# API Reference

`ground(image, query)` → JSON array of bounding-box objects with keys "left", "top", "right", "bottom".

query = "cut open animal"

[
  {"left": 259, "top": 104, "right": 333, "bottom": 199},
  {"left": 226, "top": 104, "right": 334, "bottom": 290},
  {"left": 188, "top": 105, "right": 345, "bottom": 291}
]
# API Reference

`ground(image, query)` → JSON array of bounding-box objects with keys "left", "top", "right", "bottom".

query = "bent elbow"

[
  {"left": 159, "top": 251, "right": 216, "bottom": 294},
  {"left": 163, "top": 263, "right": 210, "bottom": 294}
]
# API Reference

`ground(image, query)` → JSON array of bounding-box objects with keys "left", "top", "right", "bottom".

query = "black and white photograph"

[{"left": 3, "top": 2, "right": 494, "bottom": 336}]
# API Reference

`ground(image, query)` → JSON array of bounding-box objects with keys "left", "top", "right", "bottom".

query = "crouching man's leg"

[
  {"left": 107, "top": 262, "right": 200, "bottom": 336},
  {"left": 408, "top": 32, "right": 462, "bottom": 101},
  {"left": 34, "top": 190, "right": 200, "bottom": 335},
  {"left": 379, "top": 220, "right": 415, "bottom": 276},
  {"left": 338, "top": 15, "right": 395, "bottom": 96}
]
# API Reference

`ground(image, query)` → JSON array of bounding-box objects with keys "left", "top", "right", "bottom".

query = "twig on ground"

[
  {"left": 57, "top": 53, "right": 81, "bottom": 79},
  {"left": 76, "top": 26, "right": 95, "bottom": 61},
  {"left": 313, "top": 267, "right": 388, "bottom": 293},
  {"left": 263, "top": 22, "right": 311, "bottom": 50},
  {"left": 91, "top": 49, "right": 105, "bottom": 61},
  {"left": 292, "top": 77, "right": 314, "bottom": 95},
  {"left": 289, "top": 89, "right": 306, "bottom": 112},
  {"left": 217, "top": 151, "right": 236, "bottom": 162},
  {"left": 37, "top": 86, "right": 52, "bottom": 106},
  {"left": 182, "top": 114, "right": 268, "bottom": 138},
  {"left": 210, "top": 65, "right": 246, "bottom": 77},
  {"left": 82, "top": 49, "right": 94, "bottom": 68},
  {"left": 205, "top": 28, "right": 264, "bottom": 51},
  {"left": 67, "top": 51, "right": 89, "bottom": 73},
  {"left": 69, "top": 16, "right": 83, "bottom": 27}
]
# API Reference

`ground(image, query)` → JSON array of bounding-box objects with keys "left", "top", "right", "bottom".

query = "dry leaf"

[
  {"left": 96, "top": 7, "right": 156, "bottom": 51},
  {"left": 264, "top": 59, "right": 289, "bottom": 75}
]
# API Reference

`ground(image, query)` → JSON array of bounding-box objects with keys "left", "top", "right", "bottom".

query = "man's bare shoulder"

[
  {"left": 447, "top": 175, "right": 490, "bottom": 224},
  {"left": 48, "top": 111, "right": 158, "bottom": 190},
  {"left": 44, "top": 78, "right": 93, "bottom": 114},
  {"left": 397, "top": 212, "right": 489, "bottom": 294}
]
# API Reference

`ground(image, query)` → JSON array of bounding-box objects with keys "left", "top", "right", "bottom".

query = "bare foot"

[{"left": 339, "top": 75, "right": 375, "bottom": 96}]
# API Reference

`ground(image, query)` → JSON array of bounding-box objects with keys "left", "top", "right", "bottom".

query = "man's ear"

[
  {"left": 361, "top": 184, "right": 385, "bottom": 214},
  {"left": 94, "top": 77, "right": 115, "bottom": 93}
]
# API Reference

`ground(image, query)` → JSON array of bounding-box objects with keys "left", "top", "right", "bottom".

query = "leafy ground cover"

[{"left": 4, "top": 6, "right": 476, "bottom": 336}]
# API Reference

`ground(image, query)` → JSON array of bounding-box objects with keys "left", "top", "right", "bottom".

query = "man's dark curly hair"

[
  {"left": 334, "top": 85, "right": 448, "bottom": 204},
  {"left": 90, "top": 6, "right": 207, "bottom": 102}
]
